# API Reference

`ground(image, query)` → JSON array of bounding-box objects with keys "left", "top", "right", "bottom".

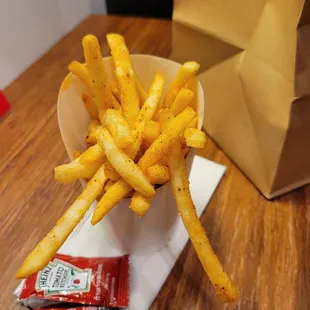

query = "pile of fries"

[{"left": 16, "top": 34, "right": 238, "bottom": 302}]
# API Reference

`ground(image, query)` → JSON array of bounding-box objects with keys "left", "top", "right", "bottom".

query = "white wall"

[{"left": 0, "top": 0, "right": 107, "bottom": 89}]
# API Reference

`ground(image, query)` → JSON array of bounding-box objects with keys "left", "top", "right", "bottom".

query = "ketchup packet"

[
  {"left": 37, "top": 307, "right": 110, "bottom": 309},
  {"left": 15, "top": 254, "right": 129, "bottom": 309}
]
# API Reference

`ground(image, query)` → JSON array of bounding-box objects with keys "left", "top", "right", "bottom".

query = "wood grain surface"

[{"left": 1, "top": 15, "right": 309, "bottom": 310}]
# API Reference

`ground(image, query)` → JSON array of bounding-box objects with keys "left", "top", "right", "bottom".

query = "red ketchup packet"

[
  {"left": 15, "top": 254, "right": 129, "bottom": 309},
  {"left": 37, "top": 307, "right": 110, "bottom": 309}
]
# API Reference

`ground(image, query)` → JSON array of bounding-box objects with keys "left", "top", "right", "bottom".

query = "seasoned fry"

[
  {"left": 68, "top": 61, "right": 91, "bottom": 89},
  {"left": 163, "top": 61, "right": 200, "bottom": 108},
  {"left": 107, "top": 33, "right": 140, "bottom": 126},
  {"left": 54, "top": 144, "right": 105, "bottom": 183},
  {"left": 146, "top": 164, "right": 170, "bottom": 185},
  {"left": 54, "top": 161, "right": 101, "bottom": 183},
  {"left": 96, "top": 127, "right": 155, "bottom": 198},
  {"left": 92, "top": 106, "right": 196, "bottom": 223},
  {"left": 16, "top": 165, "right": 108, "bottom": 279},
  {"left": 135, "top": 73, "right": 148, "bottom": 107},
  {"left": 86, "top": 119, "right": 100, "bottom": 144},
  {"left": 82, "top": 92, "right": 98, "bottom": 119},
  {"left": 124, "top": 72, "right": 165, "bottom": 159},
  {"left": 170, "top": 88, "right": 194, "bottom": 116},
  {"left": 157, "top": 108, "right": 174, "bottom": 132},
  {"left": 143, "top": 120, "right": 161, "bottom": 149},
  {"left": 129, "top": 193, "right": 150, "bottom": 217},
  {"left": 138, "top": 107, "right": 196, "bottom": 172},
  {"left": 92, "top": 179, "right": 132, "bottom": 224},
  {"left": 167, "top": 142, "right": 238, "bottom": 302},
  {"left": 82, "top": 34, "right": 120, "bottom": 113},
  {"left": 184, "top": 128, "right": 206, "bottom": 149},
  {"left": 102, "top": 109, "right": 133, "bottom": 149}
]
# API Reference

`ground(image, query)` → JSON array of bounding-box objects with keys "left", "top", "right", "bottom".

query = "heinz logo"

[{"left": 36, "top": 259, "right": 92, "bottom": 296}]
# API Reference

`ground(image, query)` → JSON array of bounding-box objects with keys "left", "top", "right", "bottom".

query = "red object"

[
  {"left": 38, "top": 307, "right": 107, "bottom": 310},
  {"left": 18, "top": 254, "right": 129, "bottom": 309},
  {"left": 0, "top": 91, "right": 11, "bottom": 118}
]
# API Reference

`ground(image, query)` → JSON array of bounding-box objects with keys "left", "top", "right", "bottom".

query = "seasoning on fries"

[{"left": 16, "top": 33, "right": 238, "bottom": 303}]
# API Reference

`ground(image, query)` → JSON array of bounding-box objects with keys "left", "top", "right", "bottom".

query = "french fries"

[
  {"left": 107, "top": 34, "right": 140, "bottom": 126},
  {"left": 184, "top": 128, "right": 207, "bottom": 149},
  {"left": 82, "top": 34, "right": 120, "bottom": 113},
  {"left": 146, "top": 164, "right": 170, "bottom": 185},
  {"left": 124, "top": 72, "right": 164, "bottom": 159},
  {"left": 17, "top": 33, "right": 238, "bottom": 304},
  {"left": 135, "top": 73, "right": 148, "bottom": 106},
  {"left": 102, "top": 109, "right": 133, "bottom": 149},
  {"left": 167, "top": 142, "right": 238, "bottom": 302},
  {"left": 68, "top": 61, "right": 91, "bottom": 89},
  {"left": 82, "top": 92, "right": 98, "bottom": 119},
  {"left": 96, "top": 127, "right": 155, "bottom": 198},
  {"left": 129, "top": 192, "right": 150, "bottom": 217},
  {"left": 138, "top": 107, "right": 196, "bottom": 171},
  {"left": 16, "top": 164, "right": 108, "bottom": 279},
  {"left": 92, "top": 107, "right": 196, "bottom": 223},
  {"left": 54, "top": 144, "right": 105, "bottom": 183},
  {"left": 143, "top": 120, "right": 161, "bottom": 149},
  {"left": 170, "top": 88, "right": 194, "bottom": 116},
  {"left": 163, "top": 61, "right": 200, "bottom": 108}
]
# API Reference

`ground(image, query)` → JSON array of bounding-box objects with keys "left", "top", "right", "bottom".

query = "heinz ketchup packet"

[
  {"left": 14, "top": 254, "right": 129, "bottom": 309},
  {"left": 37, "top": 307, "right": 110, "bottom": 309}
]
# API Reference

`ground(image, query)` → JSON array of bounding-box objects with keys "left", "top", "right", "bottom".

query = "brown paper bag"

[{"left": 171, "top": 0, "right": 310, "bottom": 198}]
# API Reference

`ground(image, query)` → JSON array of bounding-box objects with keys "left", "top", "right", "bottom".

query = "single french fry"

[
  {"left": 101, "top": 109, "right": 133, "bottom": 149},
  {"left": 184, "top": 128, "right": 207, "bottom": 149},
  {"left": 82, "top": 34, "right": 120, "bottom": 114},
  {"left": 143, "top": 120, "right": 161, "bottom": 149},
  {"left": 138, "top": 107, "right": 196, "bottom": 172},
  {"left": 107, "top": 33, "right": 140, "bottom": 126},
  {"left": 124, "top": 72, "right": 165, "bottom": 159},
  {"left": 167, "top": 141, "right": 238, "bottom": 302},
  {"left": 92, "top": 179, "right": 132, "bottom": 224},
  {"left": 157, "top": 108, "right": 174, "bottom": 132},
  {"left": 135, "top": 74, "right": 148, "bottom": 107},
  {"left": 68, "top": 61, "right": 91, "bottom": 89},
  {"left": 170, "top": 88, "right": 194, "bottom": 116},
  {"left": 129, "top": 193, "right": 150, "bottom": 217},
  {"left": 146, "top": 164, "right": 170, "bottom": 185},
  {"left": 73, "top": 150, "right": 81, "bottom": 159},
  {"left": 54, "top": 161, "right": 101, "bottom": 183},
  {"left": 82, "top": 92, "right": 98, "bottom": 119},
  {"left": 16, "top": 164, "right": 108, "bottom": 279},
  {"left": 163, "top": 61, "right": 200, "bottom": 108},
  {"left": 96, "top": 127, "right": 155, "bottom": 198},
  {"left": 92, "top": 106, "right": 196, "bottom": 223},
  {"left": 55, "top": 144, "right": 105, "bottom": 183}
]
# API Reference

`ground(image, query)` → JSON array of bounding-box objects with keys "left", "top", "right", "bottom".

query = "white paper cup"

[{"left": 57, "top": 55, "right": 204, "bottom": 255}]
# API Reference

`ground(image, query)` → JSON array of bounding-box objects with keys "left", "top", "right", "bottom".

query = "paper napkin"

[{"left": 59, "top": 155, "right": 226, "bottom": 310}]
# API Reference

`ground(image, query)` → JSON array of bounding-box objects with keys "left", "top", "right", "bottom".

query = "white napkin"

[{"left": 56, "top": 155, "right": 226, "bottom": 310}]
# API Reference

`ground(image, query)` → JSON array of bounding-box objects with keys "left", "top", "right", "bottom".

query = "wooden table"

[{"left": 1, "top": 15, "right": 309, "bottom": 310}]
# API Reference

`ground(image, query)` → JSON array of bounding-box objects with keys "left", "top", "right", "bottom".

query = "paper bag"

[
  {"left": 57, "top": 55, "right": 204, "bottom": 255},
  {"left": 171, "top": 0, "right": 310, "bottom": 198}
]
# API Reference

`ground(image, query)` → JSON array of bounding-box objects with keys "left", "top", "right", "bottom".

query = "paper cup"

[{"left": 57, "top": 55, "right": 204, "bottom": 255}]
